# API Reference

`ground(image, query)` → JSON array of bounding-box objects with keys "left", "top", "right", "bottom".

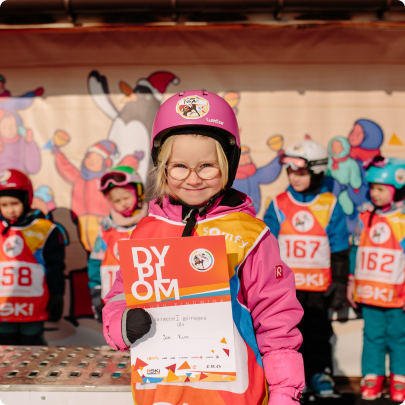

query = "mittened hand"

[
  {"left": 324, "top": 281, "right": 347, "bottom": 312},
  {"left": 90, "top": 287, "right": 103, "bottom": 323},
  {"left": 126, "top": 308, "right": 152, "bottom": 344},
  {"left": 46, "top": 294, "right": 64, "bottom": 322}
]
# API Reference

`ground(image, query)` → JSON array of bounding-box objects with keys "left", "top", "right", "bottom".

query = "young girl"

[
  {"left": 103, "top": 91, "right": 305, "bottom": 405},
  {"left": 347, "top": 156, "right": 405, "bottom": 402},
  {"left": 88, "top": 165, "right": 146, "bottom": 322},
  {"left": 0, "top": 169, "right": 65, "bottom": 344}
]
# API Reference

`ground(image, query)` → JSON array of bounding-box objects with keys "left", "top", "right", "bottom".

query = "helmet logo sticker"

[
  {"left": 189, "top": 249, "right": 214, "bottom": 272},
  {"left": 3, "top": 235, "right": 24, "bottom": 258},
  {"left": 395, "top": 168, "right": 405, "bottom": 185},
  {"left": 292, "top": 210, "right": 314, "bottom": 232},
  {"left": 0, "top": 170, "right": 11, "bottom": 183},
  {"left": 176, "top": 95, "right": 210, "bottom": 119},
  {"left": 369, "top": 223, "right": 391, "bottom": 245},
  {"left": 292, "top": 143, "right": 305, "bottom": 153}
]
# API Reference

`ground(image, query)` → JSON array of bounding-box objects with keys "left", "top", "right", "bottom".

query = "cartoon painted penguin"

[{"left": 88, "top": 71, "right": 179, "bottom": 183}]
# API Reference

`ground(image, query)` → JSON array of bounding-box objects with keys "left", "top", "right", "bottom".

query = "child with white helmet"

[
  {"left": 264, "top": 136, "right": 350, "bottom": 397},
  {"left": 87, "top": 166, "right": 146, "bottom": 322},
  {"left": 347, "top": 156, "right": 405, "bottom": 402},
  {"left": 102, "top": 91, "right": 305, "bottom": 405}
]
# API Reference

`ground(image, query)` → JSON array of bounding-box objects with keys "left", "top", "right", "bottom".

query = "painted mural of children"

[
  {"left": 327, "top": 136, "right": 362, "bottom": 216},
  {"left": 53, "top": 136, "right": 119, "bottom": 251},
  {"left": 32, "top": 186, "right": 57, "bottom": 216},
  {"left": 264, "top": 137, "right": 350, "bottom": 397},
  {"left": 0, "top": 110, "right": 41, "bottom": 174},
  {"left": 348, "top": 119, "right": 383, "bottom": 163},
  {"left": 233, "top": 136, "right": 283, "bottom": 213},
  {"left": 88, "top": 166, "right": 146, "bottom": 322},
  {"left": 32, "top": 185, "right": 69, "bottom": 247},
  {"left": 103, "top": 91, "right": 304, "bottom": 405},
  {"left": 347, "top": 156, "right": 405, "bottom": 402},
  {"left": 0, "top": 170, "right": 66, "bottom": 345}
]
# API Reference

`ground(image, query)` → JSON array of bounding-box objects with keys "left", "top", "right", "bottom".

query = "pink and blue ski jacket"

[{"left": 103, "top": 191, "right": 305, "bottom": 405}]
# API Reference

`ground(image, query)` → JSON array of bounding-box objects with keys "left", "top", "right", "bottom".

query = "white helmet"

[{"left": 282, "top": 135, "right": 328, "bottom": 174}]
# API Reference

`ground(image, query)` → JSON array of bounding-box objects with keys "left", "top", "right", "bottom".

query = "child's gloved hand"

[
  {"left": 46, "top": 294, "right": 64, "bottom": 322},
  {"left": 324, "top": 280, "right": 347, "bottom": 312},
  {"left": 90, "top": 287, "right": 103, "bottom": 323},
  {"left": 346, "top": 275, "right": 358, "bottom": 309},
  {"left": 125, "top": 308, "right": 152, "bottom": 344}
]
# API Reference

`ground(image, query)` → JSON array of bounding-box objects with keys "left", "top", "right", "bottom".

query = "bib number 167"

[{"left": 285, "top": 240, "right": 320, "bottom": 259}]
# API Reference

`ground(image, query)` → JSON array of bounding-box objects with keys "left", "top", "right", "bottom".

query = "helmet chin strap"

[{"left": 179, "top": 190, "right": 225, "bottom": 237}]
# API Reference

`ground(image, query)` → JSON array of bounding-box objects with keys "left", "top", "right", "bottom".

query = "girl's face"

[
  {"left": 288, "top": 167, "right": 311, "bottom": 192},
  {"left": 107, "top": 187, "right": 137, "bottom": 214},
  {"left": 84, "top": 152, "right": 104, "bottom": 173},
  {"left": 167, "top": 135, "right": 223, "bottom": 206},
  {"left": 0, "top": 196, "right": 24, "bottom": 221},
  {"left": 369, "top": 183, "right": 394, "bottom": 207},
  {"left": 0, "top": 115, "right": 18, "bottom": 140},
  {"left": 348, "top": 123, "right": 365, "bottom": 147}
]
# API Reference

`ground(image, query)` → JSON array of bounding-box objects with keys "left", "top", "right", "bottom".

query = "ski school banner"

[{"left": 1, "top": 26, "right": 405, "bottom": 372}]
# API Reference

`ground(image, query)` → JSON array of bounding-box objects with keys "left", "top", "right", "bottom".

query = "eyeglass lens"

[{"left": 168, "top": 164, "right": 220, "bottom": 180}]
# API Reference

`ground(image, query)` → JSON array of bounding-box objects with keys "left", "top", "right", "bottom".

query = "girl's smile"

[{"left": 167, "top": 136, "right": 223, "bottom": 206}]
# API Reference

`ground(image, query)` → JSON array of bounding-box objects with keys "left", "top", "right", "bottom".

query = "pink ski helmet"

[{"left": 151, "top": 90, "right": 241, "bottom": 189}]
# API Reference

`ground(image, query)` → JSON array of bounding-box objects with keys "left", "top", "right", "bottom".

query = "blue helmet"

[{"left": 365, "top": 157, "right": 405, "bottom": 190}]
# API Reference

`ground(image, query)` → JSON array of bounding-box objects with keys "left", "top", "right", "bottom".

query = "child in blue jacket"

[{"left": 264, "top": 137, "right": 350, "bottom": 397}]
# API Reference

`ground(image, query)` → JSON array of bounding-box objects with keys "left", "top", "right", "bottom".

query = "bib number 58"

[{"left": 1, "top": 267, "right": 32, "bottom": 287}]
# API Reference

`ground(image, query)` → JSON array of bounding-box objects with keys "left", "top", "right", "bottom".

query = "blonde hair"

[{"left": 152, "top": 134, "right": 228, "bottom": 199}]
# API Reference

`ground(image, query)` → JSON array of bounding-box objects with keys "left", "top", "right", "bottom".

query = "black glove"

[
  {"left": 47, "top": 294, "right": 64, "bottom": 322},
  {"left": 90, "top": 287, "right": 103, "bottom": 323},
  {"left": 325, "top": 249, "right": 349, "bottom": 311},
  {"left": 125, "top": 308, "right": 152, "bottom": 344},
  {"left": 324, "top": 281, "right": 347, "bottom": 312}
]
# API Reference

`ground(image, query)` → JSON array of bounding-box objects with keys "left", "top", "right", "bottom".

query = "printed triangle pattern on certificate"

[
  {"left": 166, "top": 369, "right": 180, "bottom": 382},
  {"left": 165, "top": 363, "right": 176, "bottom": 373},
  {"left": 199, "top": 372, "right": 209, "bottom": 380},
  {"left": 178, "top": 361, "right": 191, "bottom": 370},
  {"left": 134, "top": 358, "right": 148, "bottom": 370}
]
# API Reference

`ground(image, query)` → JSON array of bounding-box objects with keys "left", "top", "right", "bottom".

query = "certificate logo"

[{"left": 189, "top": 249, "right": 214, "bottom": 272}]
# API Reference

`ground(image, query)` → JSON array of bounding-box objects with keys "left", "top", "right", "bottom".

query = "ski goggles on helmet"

[
  {"left": 99, "top": 171, "right": 142, "bottom": 193},
  {"left": 363, "top": 155, "right": 389, "bottom": 170},
  {"left": 279, "top": 151, "right": 328, "bottom": 171}
]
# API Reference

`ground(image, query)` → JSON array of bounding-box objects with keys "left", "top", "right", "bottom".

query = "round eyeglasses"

[{"left": 166, "top": 163, "right": 220, "bottom": 181}]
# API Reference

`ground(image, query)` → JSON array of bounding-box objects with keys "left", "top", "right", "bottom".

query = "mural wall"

[{"left": 1, "top": 26, "right": 405, "bottom": 374}]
